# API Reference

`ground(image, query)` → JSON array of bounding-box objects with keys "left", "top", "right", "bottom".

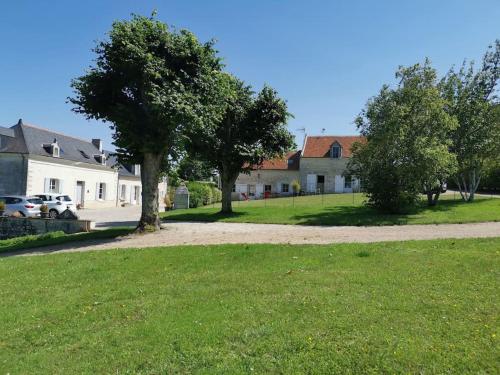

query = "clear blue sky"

[{"left": 1, "top": 0, "right": 499, "bottom": 150}]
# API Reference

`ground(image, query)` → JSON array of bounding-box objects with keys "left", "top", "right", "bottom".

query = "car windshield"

[
  {"left": 27, "top": 198, "right": 44, "bottom": 205},
  {"left": 57, "top": 195, "right": 72, "bottom": 202}
]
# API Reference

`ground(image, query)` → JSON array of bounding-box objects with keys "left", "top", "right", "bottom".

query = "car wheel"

[{"left": 49, "top": 209, "right": 58, "bottom": 219}]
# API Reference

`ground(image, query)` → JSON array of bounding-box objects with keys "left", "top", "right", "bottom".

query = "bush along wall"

[{"left": 186, "top": 181, "right": 222, "bottom": 208}]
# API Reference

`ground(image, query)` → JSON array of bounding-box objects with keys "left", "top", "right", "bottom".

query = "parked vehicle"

[
  {"left": 0, "top": 195, "right": 43, "bottom": 217},
  {"left": 35, "top": 194, "right": 77, "bottom": 219}
]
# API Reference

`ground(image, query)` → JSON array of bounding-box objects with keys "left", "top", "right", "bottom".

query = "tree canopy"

[
  {"left": 348, "top": 60, "right": 457, "bottom": 211},
  {"left": 439, "top": 40, "right": 500, "bottom": 201},
  {"left": 70, "top": 14, "right": 223, "bottom": 230},
  {"left": 186, "top": 73, "right": 295, "bottom": 213}
]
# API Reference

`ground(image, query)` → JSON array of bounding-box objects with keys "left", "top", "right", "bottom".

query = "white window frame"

[
  {"left": 98, "top": 183, "right": 106, "bottom": 200},
  {"left": 331, "top": 145, "right": 341, "bottom": 159},
  {"left": 49, "top": 178, "right": 59, "bottom": 193},
  {"left": 282, "top": 183, "right": 289, "bottom": 193}
]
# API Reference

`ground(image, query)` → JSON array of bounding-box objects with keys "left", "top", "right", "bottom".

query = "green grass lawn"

[
  {"left": 0, "top": 227, "right": 132, "bottom": 254},
  {"left": 1, "top": 238, "right": 498, "bottom": 373},
  {"left": 162, "top": 193, "right": 500, "bottom": 226}
]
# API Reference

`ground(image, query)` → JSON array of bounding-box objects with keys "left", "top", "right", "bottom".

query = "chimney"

[
  {"left": 17, "top": 119, "right": 23, "bottom": 126},
  {"left": 92, "top": 139, "right": 102, "bottom": 152}
]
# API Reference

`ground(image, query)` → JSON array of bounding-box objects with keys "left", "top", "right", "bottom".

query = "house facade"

[
  {"left": 0, "top": 120, "right": 167, "bottom": 208},
  {"left": 233, "top": 135, "right": 363, "bottom": 199}
]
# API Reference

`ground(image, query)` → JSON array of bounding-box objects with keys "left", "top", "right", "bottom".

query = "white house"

[{"left": 0, "top": 120, "right": 167, "bottom": 208}]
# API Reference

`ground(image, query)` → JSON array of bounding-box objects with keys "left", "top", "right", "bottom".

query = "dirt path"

[{"left": 5, "top": 221, "right": 500, "bottom": 257}]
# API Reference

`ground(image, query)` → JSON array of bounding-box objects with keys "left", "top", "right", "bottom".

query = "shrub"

[
  {"left": 40, "top": 204, "right": 49, "bottom": 213},
  {"left": 211, "top": 185, "right": 222, "bottom": 202},
  {"left": 0, "top": 200, "right": 5, "bottom": 211},
  {"left": 186, "top": 181, "right": 213, "bottom": 208},
  {"left": 291, "top": 180, "right": 301, "bottom": 195}
]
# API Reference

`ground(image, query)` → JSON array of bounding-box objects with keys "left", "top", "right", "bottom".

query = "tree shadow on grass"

[
  {"left": 161, "top": 210, "right": 246, "bottom": 223},
  {"left": 291, "top": 199, "right": 462, "bottom": 226}
]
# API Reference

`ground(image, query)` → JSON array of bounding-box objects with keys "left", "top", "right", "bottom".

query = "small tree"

[
  {"left": 187, "top": 74, "right": 295, "bottom": 213},
  {"left": 70, "top": 14, "right": 222, "bottom": 231},
  {"left": 291, "top": 180, "right": 301, "bottom": 195},
  {"left": 348, "top": 60, "right": 457, "bottom": 212},
  {"left": 440, "top": 40, "right": 500, "bottom": 201}
]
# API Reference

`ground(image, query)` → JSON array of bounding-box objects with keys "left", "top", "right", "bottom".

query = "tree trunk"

[
  {"left": 220, "top": 170, "right": 238, "bottom": 214},
  {"left": 426, "top": 192, "right": 434, "bottom": 206},
  {"left": 137, "top": 152, "right": 163, "bottom": 232}
]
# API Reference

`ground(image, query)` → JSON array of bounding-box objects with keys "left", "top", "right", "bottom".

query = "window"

[
  {"left": 344, "top": 175, "right": 352, "bottom": 189},
  {"left": 282, "top": 183, "right": 289, "bottom": 193},
  {"left": 56, "top": 195, "right": 72, "bottom": 202},
  {"left": 48, "top": 178, "right": 60, "bottom": 193},
  {"left": 231, "top": 185, "right": 236, "bottom": 192},
  {"left": 120, "top": 185, "right": 126, "bottom": 200},
  {"left": 248, "top": 185, "right": 256, "bottom": 196},
  {"left": 264, "top": 185, "right": 272, "bottom": 192},
  {"left": 98, "top": 183, "right": 106, "bottom": 200},
  {"left": 331, "top": 145, "right": 341, "bottom": 158}
]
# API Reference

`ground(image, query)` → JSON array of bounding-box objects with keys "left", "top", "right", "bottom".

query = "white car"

[{"left": 35, "top": 194, "right": 77, "bottom": 219}]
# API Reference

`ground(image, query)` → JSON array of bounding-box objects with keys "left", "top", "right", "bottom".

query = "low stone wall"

[{"left": 0, "top": 217, "right": 94, "bottom": 240}]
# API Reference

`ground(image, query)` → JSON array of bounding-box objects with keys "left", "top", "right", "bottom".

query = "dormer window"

[
  {"left": 331, "top": 143, "right": 341, "bottom": 159},
  {"left": 44, "top": 138, "right": 60, "bottom": 157},
  {"left": 94, "top": 153, "right": 106, "bottom": 165}
]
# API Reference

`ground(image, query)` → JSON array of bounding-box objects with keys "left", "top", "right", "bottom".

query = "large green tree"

[
  {"left": 70, "top": 14, "right": 222, "bottom": 231},
  {"left": 186, "top": 73, "right": 295, "bottom": 213},
  {"left": 348, "top": 61, "right": 457, "bottom": 212},
  {"left": 439, "top": 40, "right": 500, "bottom": 201}
]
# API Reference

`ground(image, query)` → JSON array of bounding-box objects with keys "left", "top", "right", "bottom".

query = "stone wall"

[{"left": 0, "top": 217, "right": 94, "bottom": 240}]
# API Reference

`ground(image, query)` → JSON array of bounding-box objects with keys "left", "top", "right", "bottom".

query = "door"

[
  {"left": 317, "top": 175, "right": 325, "bottom": 193},
  {"left": 76, "top": 181, "right": 85, "bottom": 206},
  {"left": 306, "top": 174, "right": 317, "bottom": 193},
  {"left": 334, "top": 175, "right": 344, "bottom": 193}
]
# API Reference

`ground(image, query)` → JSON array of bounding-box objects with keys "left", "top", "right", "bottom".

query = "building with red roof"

[{"left": 233, "top": 135, "right": 364, "bottom": 198}]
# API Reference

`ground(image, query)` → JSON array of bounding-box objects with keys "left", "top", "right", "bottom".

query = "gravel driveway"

[{"left": 8, "top": 221, "right": 500, "bottom": 256}]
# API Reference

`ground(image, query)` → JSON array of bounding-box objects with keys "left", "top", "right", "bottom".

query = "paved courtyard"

[{"left": 77, "top": 205, "right": 143, "bottom": 228}]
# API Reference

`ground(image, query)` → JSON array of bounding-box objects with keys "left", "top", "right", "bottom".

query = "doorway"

[
  {"left": 317, "top": 175, "right": 325, "bottom": 193},
  {"left": 76, "top": 181, "right": 85, "bottom": 206}
]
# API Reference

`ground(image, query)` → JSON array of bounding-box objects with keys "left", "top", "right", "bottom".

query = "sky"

[{"left": 1, "top": 0, "right": 499, "bottom": 150}]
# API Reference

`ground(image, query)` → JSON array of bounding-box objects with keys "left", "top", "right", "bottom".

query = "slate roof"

[
  {"left": 302, "top": 135, "right": 364, "bottom": 158},
  {"left": 105, "top": 152, "right": 140, "bottom": 178},
  {"left": 253, "top": 151, "right": 301, "bottom": 171}
]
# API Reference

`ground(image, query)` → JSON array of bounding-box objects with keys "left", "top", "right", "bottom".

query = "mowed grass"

[
  {"left": 1, "top": 238, "right": 499, "bottom": 373},
  {"left": 162, "top": 193, "right": 500, "bottom": 226}
]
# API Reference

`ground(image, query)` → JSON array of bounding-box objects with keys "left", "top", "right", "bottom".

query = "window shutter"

[
  {"left": 102, "top": 184, "right": 106, "bottom": 200},
  {"left": 58, "top": 179, "right": 64, "bottom": 194},
  {"left": 96, "top": 183, "right": 100, "bottom": 200},
  {"left": 44, "top": 178, "right": 50, "bottom": 193}
]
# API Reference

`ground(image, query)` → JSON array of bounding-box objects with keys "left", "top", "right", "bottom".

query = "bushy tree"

[
  {"left": 70, "top": 14, "right": 222, "bottom": 231},
  {"left": 176, "top": 155, "right": 216, "bottom": 182},
  {"left": 348, "top": 61, "right": 457, "bottom": 212},
  {"left": 186, "top": 73, "right": 295, "bottom": 213},
  {"left": 440, "top": 40, "right": 500, "bottom": 201}
]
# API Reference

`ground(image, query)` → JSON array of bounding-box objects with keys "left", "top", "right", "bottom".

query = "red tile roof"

[
  {"left": 253, "top": 151, "right": 301, "bottom": 170},
  {"left": 302, "top": 135, "right": 364, "bottom": 158}
]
